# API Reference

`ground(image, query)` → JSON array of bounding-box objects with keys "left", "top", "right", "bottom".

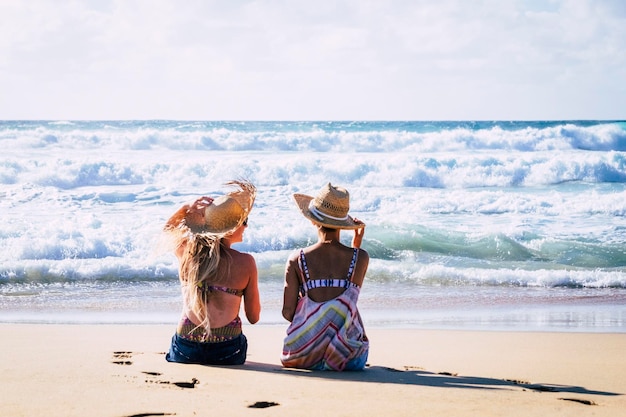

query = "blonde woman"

[
  {"left": 281, "top": 183, "right": 369, "bottom": 371},
  {"left": 164, "top": 180, "right": 260, "bottom": 365}
]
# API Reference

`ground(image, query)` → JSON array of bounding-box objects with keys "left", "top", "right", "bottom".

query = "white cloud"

[{"left": 0, "top": 0, "right": 624, "bottom": 120}]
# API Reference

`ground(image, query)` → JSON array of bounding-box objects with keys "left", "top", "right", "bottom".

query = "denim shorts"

[{"left": 165, "top": 333, "right": 248, "bottom": 366}]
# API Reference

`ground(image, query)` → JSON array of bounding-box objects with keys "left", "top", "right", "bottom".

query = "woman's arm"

[
  {"left": 351, "top": 219, "right": 366, "bottom": 248},
  {"left": 165, "top": 204, "right": 190, "bottom": 230},
  {"left": 281, "top": 254, "right": 301, "bottom": 322},
  {"left": 165, "top": 197, "right": 214, "bottom": 231},
  {"left": 242, "top": 254, "right": 261, "bottom": 324}
]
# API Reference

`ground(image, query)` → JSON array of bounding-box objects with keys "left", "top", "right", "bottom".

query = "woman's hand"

[
  {"left": 351, "top": 218, "right": 365, "bottom": 248},
  {"left": 165, "top": 196, "right": 215, "bottom": 231},
  {"left": 184, "top": 197, "right": 214, "bottom": 228}
]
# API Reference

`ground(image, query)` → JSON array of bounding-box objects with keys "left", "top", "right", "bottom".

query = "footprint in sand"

[
  {"left": 142, "top": 371, "right": 199, "bottom": 389},
  {"left": 248, "top": 401, "right": 280, "bottom": 409},
  {"left": 112, "top": 351, "right": 135, "bottom": 365}
]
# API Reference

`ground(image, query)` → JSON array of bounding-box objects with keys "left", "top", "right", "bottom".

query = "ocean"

[{"left": 1, "top": 120, "right": 626, "bottom": 332}]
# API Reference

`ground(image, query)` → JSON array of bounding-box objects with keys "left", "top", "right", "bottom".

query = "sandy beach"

[{"left": 1, "top": 323, "right": 624, "bottom": 417}]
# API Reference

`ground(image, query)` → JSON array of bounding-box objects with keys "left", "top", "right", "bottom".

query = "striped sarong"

[{"left": 280, "top": 286, "right": 369, "bottom": 371}]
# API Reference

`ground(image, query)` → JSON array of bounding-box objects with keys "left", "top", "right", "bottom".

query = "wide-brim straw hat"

[
  {"left": 293, "top": 183, "right": 363, "bottom": 230},
  {"left": 188, "top": 180, "right": 256, "bottom": 235}
]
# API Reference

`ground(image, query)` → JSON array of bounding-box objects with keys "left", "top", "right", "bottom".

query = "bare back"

[
  {"left": 282, "top": 240, "right": 369, "bottom": 321},
  {"left": 179, "top": 245, "right": 260, "bottom": 328}
]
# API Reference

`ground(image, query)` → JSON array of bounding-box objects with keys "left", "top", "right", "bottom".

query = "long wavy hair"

[
  {"left": 163, "top": 180, "right": 255, "bottom": 333},
  {"left": 178, "top": 234, "right": 231, "bottom": 332}
]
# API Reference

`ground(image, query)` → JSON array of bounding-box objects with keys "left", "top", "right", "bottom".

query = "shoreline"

[
  {"left": 2, "top": 300, "right": 625, "bottom": 333},
  {"left": 2, "top": 323, "right": 625, "bottom": 417},
  {"left": 3, "top": 282, "right": 625, "bottom": 334},
  {"left": 1, "top": 320, "right": 625, "bottom": 334}
]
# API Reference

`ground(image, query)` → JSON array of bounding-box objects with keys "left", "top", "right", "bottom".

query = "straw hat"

[
  {"left": 293, "top": 183, "right": 363, "bottom": 230},
  {"left": 187, "top": 180, "right": 256, "bottom": 235}
]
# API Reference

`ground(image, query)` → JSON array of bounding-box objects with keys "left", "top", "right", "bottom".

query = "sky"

[{"left": 1, "top": 0, "right": 625, "bottom": 121}]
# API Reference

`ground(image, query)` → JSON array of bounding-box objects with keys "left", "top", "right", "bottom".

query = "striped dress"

[{"left": 280, "top": 249, "right": 369, "bottom": 371}]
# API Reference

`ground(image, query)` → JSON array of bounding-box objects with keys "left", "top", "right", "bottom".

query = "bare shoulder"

[
  {"left": 229, "top": 249, "right": 257, "bottom": 269},
  {"left": 289, "top": 248, "right": 302, "bottom": 260},
  {"left": 357, "top": 247, "right": 370, "bottom": 262}
]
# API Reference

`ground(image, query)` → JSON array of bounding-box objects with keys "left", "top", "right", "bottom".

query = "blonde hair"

[
  {"left": 163, "top": 179, "right": 255, "bottom": 333},
  {"left": 178, "top": 234, "right": 231, "bottom": 332}
]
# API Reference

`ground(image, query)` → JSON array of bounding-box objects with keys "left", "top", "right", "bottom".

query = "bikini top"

[
  {"left": 197, "top": 283, "right": 244, "bottom": 297},
  {"left": 298, "top": 248, "right": 360, "bottom": 294}
]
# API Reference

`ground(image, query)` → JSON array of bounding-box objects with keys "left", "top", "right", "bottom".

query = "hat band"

[{"left": 308, "top": 200, "right": 349, "bottom": 222}]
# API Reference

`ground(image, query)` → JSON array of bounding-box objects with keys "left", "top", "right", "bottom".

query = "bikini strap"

[
  {"left": 305, "top": 278, "right": 356, "bottom": 290},
  {"left": 347, "top": 248, "right": 359, "bottom": 282},
  {"left": 297, "top": 250, "right": 310, "bottom": 293},
  {"left": 198, "top": 283, "right": 244, "bottom": 297},
  {"left": 299, "top": 248, "right": 360, "bottom": 291}
]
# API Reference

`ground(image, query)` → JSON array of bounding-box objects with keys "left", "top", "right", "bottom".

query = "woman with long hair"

[{"left": 164, "top": 180, "right": 260, "bottom": 365}]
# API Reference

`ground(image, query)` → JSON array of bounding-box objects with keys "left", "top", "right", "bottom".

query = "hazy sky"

[{"left": 1, "top": 0, "right": 625, "bottom": 120}]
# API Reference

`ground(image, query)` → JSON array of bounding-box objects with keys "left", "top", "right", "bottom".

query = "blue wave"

[{"left": 2, "top": 224, "right": 626, "bottom": 289}]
